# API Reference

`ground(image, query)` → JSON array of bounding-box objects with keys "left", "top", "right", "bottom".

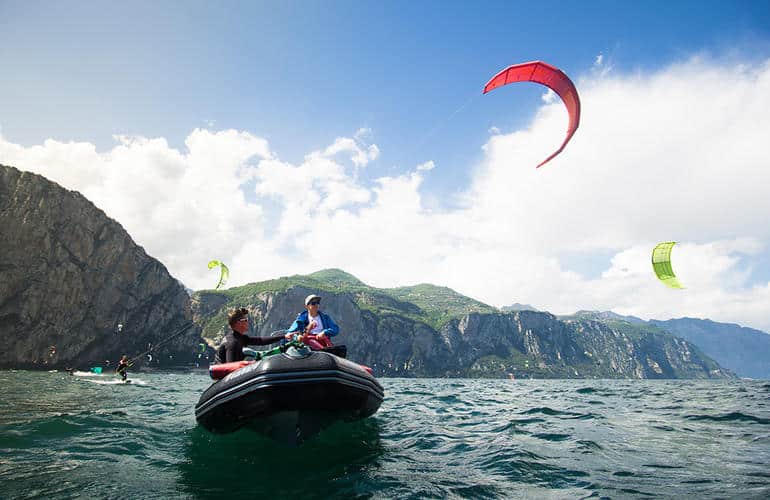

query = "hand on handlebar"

[{"left": 285, "top": 332, "right": 310, "bottom": 342}]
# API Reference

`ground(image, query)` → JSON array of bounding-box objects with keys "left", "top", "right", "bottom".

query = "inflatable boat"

[{"left": 195, "top": 344, "right": 384, "bottom": 444}]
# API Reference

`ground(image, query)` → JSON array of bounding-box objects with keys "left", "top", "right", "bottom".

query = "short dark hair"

[{"left": 228, "top": 307, "right": 249, "bottom": 326}]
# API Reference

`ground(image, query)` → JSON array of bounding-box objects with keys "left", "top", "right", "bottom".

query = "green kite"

[
  {"left": 652, "top": 242, "right": 684, "bottom": 289},
  {"left": 207, "top": 260, "right": 229, "bottom": 290}
]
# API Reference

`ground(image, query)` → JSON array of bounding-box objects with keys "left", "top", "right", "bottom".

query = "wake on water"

[
  {"left": 73, "top": 372, "right": 148, "bottom": 386},
  {"left": 82, "top": 378, "right": 148, "bottom": 386}
]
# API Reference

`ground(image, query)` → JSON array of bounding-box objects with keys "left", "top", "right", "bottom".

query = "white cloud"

[
  {"left": 354, "top": 127, "right": 372, "bottom": 140},
  {"left": 416, "top": 160, "right": 435, "bottom": 171},
  {"left": 592, "top": 53, "right": 613, "bottom": 78},
  {"left": 1, "top": 129, "right": 272, "bottom": 286},
  {"left": 541, "top": 88, "right": 557, "bottom": 104},
  {"left": 2, "top": 56, "right": 770, "bottom": 332},
  {"left": 319, "top": 134, "right": 379, "bottom": 168}
]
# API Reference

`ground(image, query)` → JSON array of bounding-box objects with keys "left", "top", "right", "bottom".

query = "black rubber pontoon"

[{"left": 195, "top": 346, "right": 384, "bottom": 444}]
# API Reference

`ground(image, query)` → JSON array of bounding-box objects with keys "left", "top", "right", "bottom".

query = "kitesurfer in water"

[
  {"left": 214, "top": 308, "right": 285, "bottom": 363},
  {"left": 285, "top": 294, "right": 339, "bottom": 350},
  {"left": 116, "top": 355, "right": 130, "bottom": 381}
]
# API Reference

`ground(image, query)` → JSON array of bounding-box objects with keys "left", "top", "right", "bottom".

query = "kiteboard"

[{"left": 80, "top": 378, "right": 147, "bottom": 386}]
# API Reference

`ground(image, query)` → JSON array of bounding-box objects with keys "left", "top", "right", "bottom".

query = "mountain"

[
  {"left": 192, "top": 269, "right": 732, "bottom": 379},
  {"left": 649, "top": 318, "right": 770, "bottom": 379},
  {"left": 568, "top": 310, "right": 770, "bottom": 380},
  {"left": 501, "top": 303, "right": 539, "bottom": 312},
  {"left": 0, "top": 164, "right": 203, "bottom": 369},
  {"left": 569, "top": 310, "right": 646, "bottom": 324}
]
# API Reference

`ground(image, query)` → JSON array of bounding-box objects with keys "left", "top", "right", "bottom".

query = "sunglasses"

[
  {"left": 237, "top": 318, "right": 249, "bottom": 322},
  {"left": 308, "top": 301, "right": 320, "bottom": 306}
]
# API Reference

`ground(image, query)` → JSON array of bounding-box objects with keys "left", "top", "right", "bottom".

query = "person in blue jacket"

[{"left": 285, "top": 294, "right": 339, "bottom": 349}]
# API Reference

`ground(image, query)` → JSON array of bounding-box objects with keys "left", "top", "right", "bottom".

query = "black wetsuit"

[
  {"left": 215, "top": 330, "right": 284, "bottom": 363},
  {"left": 116, "top": 361, "right": 129, "bottom": 380}
]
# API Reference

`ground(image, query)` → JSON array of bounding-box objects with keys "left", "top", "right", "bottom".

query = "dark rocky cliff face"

[
  {"left": 193, "top": 285, "right": 732, "bottom": 379},
  {"left": 0, "top": 164, "right": 201, "bottom": 369}
]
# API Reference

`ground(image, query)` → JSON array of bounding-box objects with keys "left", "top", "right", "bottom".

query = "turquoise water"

[{"left": 1, "top": 371, "right": 769, "bottom": 498}]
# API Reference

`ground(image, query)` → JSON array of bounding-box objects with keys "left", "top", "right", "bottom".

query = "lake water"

[{"left": 1, "top": 371, "right": 768, "bottom": 498}]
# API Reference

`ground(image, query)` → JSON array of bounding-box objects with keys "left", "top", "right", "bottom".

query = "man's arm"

[
  {"left": 287, "top": 314, "right": 305, "bottom": 334},
  {"left": 245, "top": 332, "right": 285, "bottom": 346},
  {"left": 322, "top": 313, "right": 340, "bottom": 337}
]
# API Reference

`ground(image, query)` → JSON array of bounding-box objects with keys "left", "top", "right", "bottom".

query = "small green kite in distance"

[
  {"left": 652, "top": 242, "right": 684, "bottom": 289},
  {"left": 207, "top": 260, "right": 229, "bottom": 290}
]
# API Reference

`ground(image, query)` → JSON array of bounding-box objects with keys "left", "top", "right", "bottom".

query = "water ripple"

[
  {"left": 685, "top": 411, "right": 770, "bottom": 424},
  {"left": 0, "top": 373, "right": 768, "bottom": 499}
]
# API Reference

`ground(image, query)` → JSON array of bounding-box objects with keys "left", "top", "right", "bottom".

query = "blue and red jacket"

[{"left": 287, "top": 310, "right": 340, "bottom": 337}]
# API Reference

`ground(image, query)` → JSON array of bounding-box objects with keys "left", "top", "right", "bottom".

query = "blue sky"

[
  {"left": 2, "top": 1, "right": 770, "bottom": 330},
  {"left": 3, "top": 1, "right": 768, "bottom": 166}
]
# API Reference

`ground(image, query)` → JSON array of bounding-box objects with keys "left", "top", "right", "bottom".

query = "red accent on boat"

[
  {"left": 209, "top": 360, "right": 252, "bottom": 380},
  {"left": 299, "top": 333, "right": 334, "bottom": 350}
]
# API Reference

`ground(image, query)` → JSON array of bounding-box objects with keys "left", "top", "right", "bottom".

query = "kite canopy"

[
  {"left": 652, "top": 242, "right": 684, "bottom": 289},
  {"left": 207, "top": 260, "right": 229, "bottom": 290},
  {"left": 483, "top": 60, "right": 581, "bottom": 168}
]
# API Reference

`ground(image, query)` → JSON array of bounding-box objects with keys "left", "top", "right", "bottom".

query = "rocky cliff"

[
  {"left": 193, "top": 270, "right": 733, "bottom": 379},
  {"left": 567, "top": 311, "right": 770, "bottom": 380},
  {"left": 0, "top": 164, "right": 202, "bottom": 369},
  {"left": 650, "top": 318, "right": 770, "bottom": 379}
]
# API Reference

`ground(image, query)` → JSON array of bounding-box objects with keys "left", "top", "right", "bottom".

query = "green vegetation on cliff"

[
  {"left": 192, "top": 268, "right": 732, "bottom": 379},
  {"left": 196, "top": 268, "right": 496, "bottom": 335}
]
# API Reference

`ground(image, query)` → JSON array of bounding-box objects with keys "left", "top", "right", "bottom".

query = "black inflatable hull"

[{"left": 195, "top": 349, "right": 384, "bottom": 444}]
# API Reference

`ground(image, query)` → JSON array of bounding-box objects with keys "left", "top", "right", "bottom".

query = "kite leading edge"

[{"left": 483, "top": 60, "right": 581, "bottom": 168}]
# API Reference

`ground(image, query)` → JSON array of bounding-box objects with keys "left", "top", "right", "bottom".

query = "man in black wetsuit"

[
  {"left": 214, "top": 307, "right": 284, "bottom": 363},
  {"left": 116, "top": 355, "right": 130, "bottom": 381}
]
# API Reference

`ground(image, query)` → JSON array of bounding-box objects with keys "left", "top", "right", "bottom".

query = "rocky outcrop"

[
  {"left": 650, "top": 318, "right": 770, "bottom": 379},
  {"left": 0, "top": 164, "right": 201, "bottom": 369},
  {"left": 193, "top": 284, "right": 732, "bottom": 379}
]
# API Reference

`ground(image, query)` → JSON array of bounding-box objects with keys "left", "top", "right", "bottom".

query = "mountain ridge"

[
  {"left": 191, "top": 269, "right": 734, "bottom": 379},
  {"left": 554, "top": 310, "right": 769, "bottom": 379}
]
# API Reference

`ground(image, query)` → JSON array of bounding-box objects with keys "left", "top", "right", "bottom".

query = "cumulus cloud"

[
  {"left": 2, "top": 56, "right": 770, "bottom": 331},
  {"left": 592, "top": 52, "right": 613, "bottom": 78},
  {"left": 541, "top": 88, "right": 557, "bottom": 104},
  {"left": 319, "top": 135, "right": 379, "bottom": 168}
]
